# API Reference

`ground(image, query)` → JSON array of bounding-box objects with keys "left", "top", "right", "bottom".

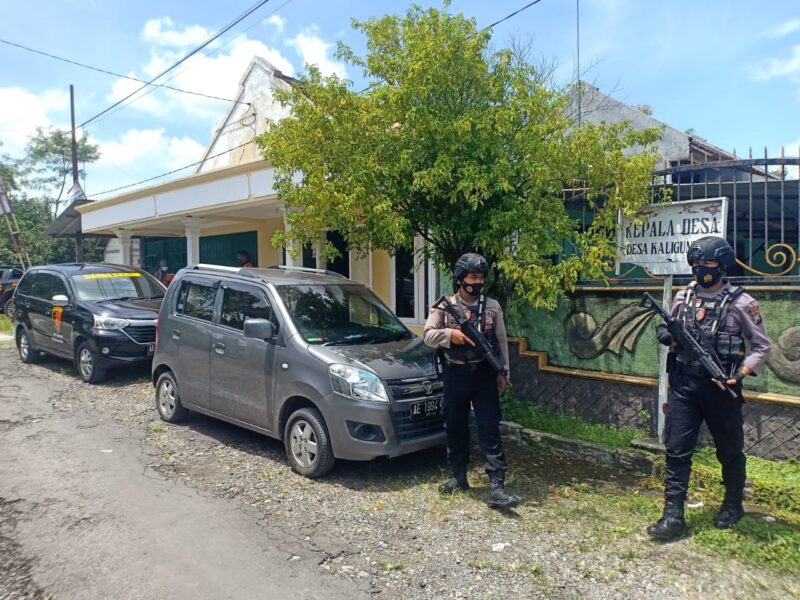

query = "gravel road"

[{"left": 2, "top": 346, "right": 798, "bottom": 599}]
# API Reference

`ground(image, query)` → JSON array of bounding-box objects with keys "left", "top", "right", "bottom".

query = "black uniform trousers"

[
  {"left": 442, "top": 360, "right": 507, "bottom": 478},
  {"left": 665, "top": 363, "right": 746, "bottom": 503}
]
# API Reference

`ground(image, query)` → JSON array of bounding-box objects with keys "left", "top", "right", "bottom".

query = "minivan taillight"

[{"left": 155, "top": 313, "right": 160, "bottom": 353}]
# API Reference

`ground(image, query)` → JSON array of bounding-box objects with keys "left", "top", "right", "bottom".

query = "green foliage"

[
  {"left": 0, "top": 131, "right": 101, "bottom": 266},
  {"left": 258, "top": 6, "right": 661, "bottom": 309},
  {"left": 21, "top": 127, "right": 100, "bottom": 213},
  {"left": 692, "top": 448, "right": 800, "bottom": 518},
  {"left": 499, "top": 391, "right": 639, "bottom": 449},
  {"left": 0, "top": 315, "right": 11, "bottom": 334}
]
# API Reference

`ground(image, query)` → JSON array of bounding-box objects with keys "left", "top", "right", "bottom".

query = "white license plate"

[{"left": 147, "top": 343, "right": 155, "bottom": 356}]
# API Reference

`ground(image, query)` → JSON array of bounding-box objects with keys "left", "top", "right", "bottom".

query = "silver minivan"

[{"left": 152, "top": 264, "right": 445, "bottom": 477}]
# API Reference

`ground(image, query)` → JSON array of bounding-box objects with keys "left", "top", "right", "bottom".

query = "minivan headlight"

[
  {"left": 329, "top": 364, "right": 389, "bottom": 403},
  {"left": 93, "top": 315, "right": 130, "bottom": 330}
]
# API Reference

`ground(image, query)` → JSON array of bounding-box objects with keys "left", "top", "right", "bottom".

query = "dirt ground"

[{"left": 2, "top": 346, "right": 798, "bottom": 599}]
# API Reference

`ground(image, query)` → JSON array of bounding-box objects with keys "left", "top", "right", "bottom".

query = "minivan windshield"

[
  {"left": 275, "top": 283, "right": 413, "bottom": 345},
  {"left": 70, "top": 270, "right": 165, "bottom": 302}
]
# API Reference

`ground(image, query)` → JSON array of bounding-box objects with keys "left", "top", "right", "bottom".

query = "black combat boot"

[
  {"left": 439, "top": 470, "right": 470, "bottom": 495},
  {"left": 487, "top": 477, "right": 520, "bottom": 509},
  {"left": 714, "top": 490, "right": 745, "bottom": 529},
  {"left": 647, "top": 497, "right": 689, "bottom": 541}
]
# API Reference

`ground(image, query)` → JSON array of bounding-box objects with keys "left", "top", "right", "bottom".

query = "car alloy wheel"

[
  {"left": 158, "top": 378, "right": 177, "bottom": 418},
  {"left": 79, "top": 347, "right": 94, "bottom": 379},
  {"left": 289, "top": 419, "right": 319, "bottom": 469},
  {"left": 155, "top": 372, "right": 187, "bottom": 423}
]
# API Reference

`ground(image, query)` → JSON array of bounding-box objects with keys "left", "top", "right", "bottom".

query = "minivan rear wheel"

[
  {"left": 284, "top": 407, "right": 335, "bottom": 478},
  {"left": 155, "top": 371, "right": 188, "bottom": 423},
  {"left": 76, "top": 341, "right": 106, "bottom": 384},
  {"left": 17, "top": 330, "right": 41, "bottom": 364}
]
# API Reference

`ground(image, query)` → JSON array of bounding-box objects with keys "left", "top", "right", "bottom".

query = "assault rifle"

[
  {"left": 432, "top": 295, "right": 510, "bottom": 385},
  {"left": 639, "top": 292, "right": 738, "bottom": 399}
]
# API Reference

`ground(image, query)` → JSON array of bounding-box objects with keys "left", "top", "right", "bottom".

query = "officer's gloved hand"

[{"left": 656, "top": 324, "right": 673, "bottom": 347}]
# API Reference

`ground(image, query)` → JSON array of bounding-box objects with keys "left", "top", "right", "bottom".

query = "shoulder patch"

[{"left": 748, "top": 302, "right": 763, "bottom": 325}]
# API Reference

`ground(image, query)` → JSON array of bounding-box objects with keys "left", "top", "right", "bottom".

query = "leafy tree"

[
  {"left": 22, "top": 127, "right": 100, "bottom": 215},
  {"left": 0, "top": 135, "right": 101, "bottom": 266},
  {"left": 258, "top": 5, "right": 661, "bottom": 309}
]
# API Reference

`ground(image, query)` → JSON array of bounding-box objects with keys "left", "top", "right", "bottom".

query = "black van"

[{"left": 13, "top": 263, "right": 165, "bottom": 383}]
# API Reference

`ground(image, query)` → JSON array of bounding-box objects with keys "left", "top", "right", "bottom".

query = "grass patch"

[
  {"left": 148, "top": 422, "right": 166, "bottom": 433},
  {"left": 689, "top": 509, "right": 800, "bottom": 577},
  {"left": 0, "top": 315, "right": 11, "bottom": 334},
  {"left": 500, "top": 391, "right": 639, "bottom": 449}
]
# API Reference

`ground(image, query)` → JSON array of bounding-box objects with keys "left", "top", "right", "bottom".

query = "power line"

[
  {"left": 77, "top": 0, "right": 273, "bottom": 129},
  {"left": 0, "top": 38, "right": 245, "bottom": 104},
  {"left": 477, "top": 0, "right": 545, "bottom": 34},
  {"left": 86, "top": 0, "right": 295, "bottom": 128},
  {"left": 90, "top": 141, "right": 251, "bottom": 197}
]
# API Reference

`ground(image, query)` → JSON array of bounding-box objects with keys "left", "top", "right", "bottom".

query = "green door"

[
  {"left": 200, "top": 231, "right": 258, "bottom": 267},
  {"left": 141, "top": 237, "right": 187, "bottom": 276}
]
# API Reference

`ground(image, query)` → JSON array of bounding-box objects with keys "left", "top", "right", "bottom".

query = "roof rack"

[
  {"left": 192, "top": 263, "right": 259, "bottom": 279},
  {"left": 270, "top": 265, "right": 348, "bottom": 279}
]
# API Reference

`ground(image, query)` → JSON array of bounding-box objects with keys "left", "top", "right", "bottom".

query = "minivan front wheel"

[
  {"left": 76, "top": 341, "right": 106, "bottom": 384},
  {"left": 18, "top": 330, "right": 41, "bottom": 364},
  {"left": 4, "top": 297, "right": 15, "bottom": 317},
  {"left": 155, "top": 371, "right": 187, "bottom": 423},
  {"left": 284, "top": 407, "right": 335, "bottom": 478}
]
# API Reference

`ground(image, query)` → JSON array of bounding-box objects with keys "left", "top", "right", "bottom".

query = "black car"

[
  {"left": 0, "top": 265, "right": 24, "bottom": 316},
  {"left": 13, "top": 263, "right": 165, "bottom": 383}
]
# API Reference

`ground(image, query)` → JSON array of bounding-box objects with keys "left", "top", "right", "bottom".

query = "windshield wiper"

[{"left": 322, "top": 333, "right": 375, "bottom": 346}]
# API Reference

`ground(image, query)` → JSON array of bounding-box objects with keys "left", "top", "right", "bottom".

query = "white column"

[
  {"left": 113, "top": 229, "right": 133, "bottom": 266},
  {"left": 185, "top": 226, "right": 201, "bottom": 265}
]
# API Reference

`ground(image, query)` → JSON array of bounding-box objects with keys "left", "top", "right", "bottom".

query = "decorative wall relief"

[
  {"left": 767, "top": 326, "right": 800, "bottom": 384},
  {"left": 566, "top": 304, "right": 654, "bottom": 359}
]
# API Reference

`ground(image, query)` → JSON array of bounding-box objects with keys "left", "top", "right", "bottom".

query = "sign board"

[{"left": 617, "top": 197, "right": 728, "bottom": 275}]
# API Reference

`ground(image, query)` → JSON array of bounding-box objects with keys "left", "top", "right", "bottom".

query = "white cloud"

[
  {"left": 0, "top": 87, "right": 69, "bottom": 158},
  {"left": 759, "top": 18, "right": 800, "bottom": 39},
  {"left": 96, "top": 128, "right": 205, "bottom": 171},
  {"left": 85, "top": 128, "right": 206, "bottom": 195},
  {"left": 142, "top": 16, "right": 210, "bottom": 48},
  {"left": 288, "top": 27, "right": 347, "bottom": 78},
  {"left": 264, "top": 15, "right": 286, "bottom": 33},
  {"left": 752, "top": 45, "right": 800, "bottom": 80},
  {"left": 108, "top": 36, "right": 294, "bottom": 122}
]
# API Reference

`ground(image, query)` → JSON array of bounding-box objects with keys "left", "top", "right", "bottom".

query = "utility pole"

[{"left": 70, "top": 84, "right": 84, "bottom": 262}]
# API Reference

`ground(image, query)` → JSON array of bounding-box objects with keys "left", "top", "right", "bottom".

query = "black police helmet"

[
  {"left": 686, "top": 236, "right": 735, "bottom": 271},
  {"left": 453, "top": 253, "right": 489, "bottom": 281}
]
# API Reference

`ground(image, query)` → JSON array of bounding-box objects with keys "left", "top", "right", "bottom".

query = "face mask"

[
  {"left": 461, "top": 282, "right": 484, "bottom": 297},
  {"left": 692, "top": 265, "right": 722, "bottom": 288},
  {"left": 161, "top": 266, "right": 168, "bottom": 272}
]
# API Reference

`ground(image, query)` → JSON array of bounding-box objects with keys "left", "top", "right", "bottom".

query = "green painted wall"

[{"left": 506, "top": 288, "right": 800, "bottom": 398}]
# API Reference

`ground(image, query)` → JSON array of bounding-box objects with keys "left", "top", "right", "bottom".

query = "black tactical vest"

[
  {"left": 678, "top": 282, "right": 746, "bottom": 367},
  {"left": 443, "top": 294, "right": 502, "bottom": 364}
]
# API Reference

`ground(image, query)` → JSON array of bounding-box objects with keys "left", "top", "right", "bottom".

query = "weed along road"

[
  {"left": 1, "top": 347, "right": 798, "bottom": 599},
  {"left": 0, "top": 349, "right": 367, "bottom": 600}
]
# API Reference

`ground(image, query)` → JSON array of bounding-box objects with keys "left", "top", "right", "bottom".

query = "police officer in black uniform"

[
  {"left": 648, "top": 237, "right": 772, "bottom": 541},
  {"left": 423, "top": 253, "right": 520, "bottom": 509}
]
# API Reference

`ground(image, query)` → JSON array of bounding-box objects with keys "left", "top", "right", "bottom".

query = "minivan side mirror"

[
  {"left": 51, "top": 294, "right": 70, "bottom": 307},
  {"left": 243, "top": 318, "right": 274, "bottom": 340}
]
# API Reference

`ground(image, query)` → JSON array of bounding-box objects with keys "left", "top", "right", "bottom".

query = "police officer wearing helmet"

[
  {"left": 648, "top": 236, "right": 772, "bottom": 541},
  {"left": 423, "top": 252, "right": 520, "bottom": 509}
]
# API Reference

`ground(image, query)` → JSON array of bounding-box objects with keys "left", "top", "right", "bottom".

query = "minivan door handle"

[
  {"left": 172, "top": 329, "right": 181, "bottom": 340},
  {"left": 213, "top": 342, "right": 225, "bottom": 355}
]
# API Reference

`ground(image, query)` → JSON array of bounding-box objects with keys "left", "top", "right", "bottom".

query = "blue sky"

[{"left": 2, "top": 0, "right": 800, "bottom": 201}]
